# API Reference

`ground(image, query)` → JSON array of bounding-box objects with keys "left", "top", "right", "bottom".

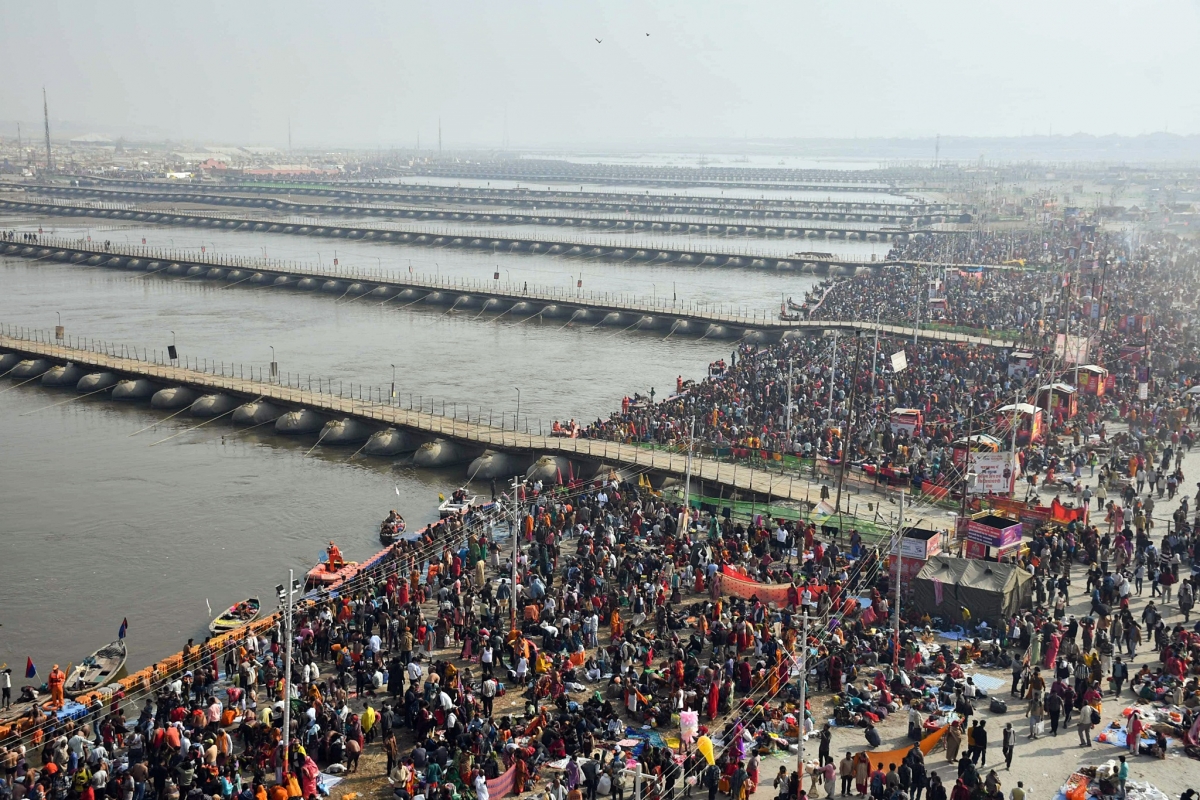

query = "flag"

[
  {"left": 119, "top": 618, "right": 128, "bottom": 640},
  {"left": 25, "top": 657, "right": 36, "bottom": 679}
]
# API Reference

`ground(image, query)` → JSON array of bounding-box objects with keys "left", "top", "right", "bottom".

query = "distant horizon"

[{"left": 8, "top": 126, "right": 1200, "bottom": 166}]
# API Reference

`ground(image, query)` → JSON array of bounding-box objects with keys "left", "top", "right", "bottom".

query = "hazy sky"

[{"left": 3, "top": 0, "right": 1200, "bottom": 148}]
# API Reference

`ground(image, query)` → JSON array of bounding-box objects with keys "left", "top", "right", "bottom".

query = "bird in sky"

[{"left": 595, "top": 38, "right": 602, "bottom": 43}]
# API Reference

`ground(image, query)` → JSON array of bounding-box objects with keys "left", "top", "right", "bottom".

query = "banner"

[
  {"left": 719, "top": 571, "right": 792, "bottom": 605},
  {"left": 970, "top": 452, "right": 1016, "bottom": 495},
  {"left": 1054, "top": 334, "right": 1091, "bottom": 365},
  {"left": 487, "top": 765, "right": 518, "bottom": 800}
]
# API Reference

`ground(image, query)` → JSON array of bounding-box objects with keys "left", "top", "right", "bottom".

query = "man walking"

[{"left": 1001, "top": 723, "right": 1015, "bottom": 770}]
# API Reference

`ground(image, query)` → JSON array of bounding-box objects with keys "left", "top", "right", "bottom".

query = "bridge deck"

[
  {"left": 1, "top": 334, "right": 844, "bottom": 504},
  {"left": 2, "top": 236, "right": 1020, "bottom": 346}
]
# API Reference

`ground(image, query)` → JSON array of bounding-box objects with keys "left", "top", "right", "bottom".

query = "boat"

[
  {"left": 65, "top": 640, "right": 128, "bottom": 698},
  {"left": 438, "top": 489, "right": 478, "bottom": 518},
  {"left": 379, "top": 511, "right": 407, "bottom": 544},
  {"left": 787, "top": 298, "right": 806, "bottom": 312},
  {"left": 778, "top": 311, "right": 803, "bottom": 322},
  {"left": 208, "top": 597, "right": 261, "bottom": 634},
  {"left": 305, "top": 541, "right": 358, "bottom": 590}
]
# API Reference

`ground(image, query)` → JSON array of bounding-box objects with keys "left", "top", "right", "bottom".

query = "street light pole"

[
  {"left": 514, "top": 387, "right": 521, "bottom": 433},
  {"left": 276, "top": 571, "right": 299, "bottom": 782},
  {"left": 797, "top": 609, "right": 808, "bottom": 797}
]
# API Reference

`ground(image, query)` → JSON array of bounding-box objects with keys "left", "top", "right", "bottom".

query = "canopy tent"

[{"left": 910, "top": 555, "right": 1032, "bottom": 626}]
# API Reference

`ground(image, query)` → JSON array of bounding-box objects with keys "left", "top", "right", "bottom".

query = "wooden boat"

[
  {"left": 379, "top": 514, "right": 407, "bottom": 545},
  {"left": 778, "top": 311, "right": 803, "bottom": 322},
  {"left": 787, "top": 298, "right": 806, "bottom": 312},
  {"left": 65, "top": 640, "right": 127, "bottom": 698},
  {"left": 209, "top": 597, "right": 261, "bottom": 634}
]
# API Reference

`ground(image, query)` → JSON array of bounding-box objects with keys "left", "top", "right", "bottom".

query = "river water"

[{"left": 0, "top": 183, "right": 866, "bottom": 676}]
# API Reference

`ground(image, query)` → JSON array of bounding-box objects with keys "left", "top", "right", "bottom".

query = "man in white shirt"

[
  {"left": 481, "top": 645, "right": 494, "bottom": 678},
  {"left": 406, "top": 659, "right": 423, "bottom": 690},
  {"left": 481, "top": 678, "right": 497, "bottom": 717}
]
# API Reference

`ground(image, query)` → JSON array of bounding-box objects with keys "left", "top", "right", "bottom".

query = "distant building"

[{"left": 70, "top": 133, "right": 115, "bottom": 147}]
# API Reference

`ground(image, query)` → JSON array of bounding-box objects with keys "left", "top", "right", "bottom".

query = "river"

[{"left": 0, "top": 183, "right": 861, "bottom": 676}]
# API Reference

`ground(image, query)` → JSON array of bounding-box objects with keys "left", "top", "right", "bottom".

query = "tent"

[{"left": 910, "top": 555, "right": 1032, "bottom": 627}]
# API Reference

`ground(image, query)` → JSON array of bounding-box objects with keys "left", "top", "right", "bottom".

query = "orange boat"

[{"left": 305, "top": 540, "right": 358, "bottom": 590}]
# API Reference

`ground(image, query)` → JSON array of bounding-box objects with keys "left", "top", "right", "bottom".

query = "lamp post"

[
  {"left": 275, "top": 573, "right": 300, "bottom": 782},
  {"left": 514, "top": 387, "right": 521, "bottom": 433}
]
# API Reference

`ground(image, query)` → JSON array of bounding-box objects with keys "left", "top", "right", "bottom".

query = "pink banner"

[{"left": 487, "top": 765, "right": 517, "bottom": 800}]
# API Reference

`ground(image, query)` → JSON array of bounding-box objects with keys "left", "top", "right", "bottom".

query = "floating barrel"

[
  {"left": 600, "top": 312, "right": 623, "bottom": 326},
  {"left": 0, "top": 353, "right": 22, "bottom": 374},
  {"left": 276, "top": 408, "right": 325, "bottom": 434},
  {"left": 668, "top": 319, "right": 692, "bottom": 336},
  {"left": 165, "top": 263, "right": 186, "bottom": 276},
  {"left": 467, "top": 451, "right": 533, "bottom": 481},
  {"left": 112, "top": 378, "right": 159, "bottom": 400},
  {"left": 272, "top": 275, "right": 294, "bottom": 286},
  {"left": 705, "top": 324, "right": 732, "bottom": 339},
  {"left": 525, "top": 455, "right": 588, "bottom": 484},
  {"left": 76, "top": 371, "right": 118, "bottom": 392},
  {"left": 249, "top": 273, "right": 269, "bottom": 284},
  {"left": 370, "top": 285, "right": 399, "bottom": 298},
  {"left": 412, "top": 438, "right": 482, "bottom": 467},
  {"left": 320, "top": 280, "right": 344, "bottom": 293},
  {"left": 297, "top": 277, "right": 320, "bottom": 290},
  {"left": 126, "top": 259, "right": 143, "bottom": 270},
  {"left": 207, "top": 268, "right": 226, "bottom": 279},
  {"left": 151, "top": 386, "right": 199, "bottom": 409},
  {"left": 362, "top": 427, "right": 420, "bottom": 456},
  {"left": 40, "top": 363, "right": 85, "bottom": 387},
  {"left": 86, "top": 255, "right": 104, "bottom": 266},
  {"left": 541, "top": 304, "right": 566, "bottom": 319},
  {"left": 190, "top": 393, "right": 239, "bottom": 417},
  {"left": 232, "top": 400, "right": 281, "bottom": 425},
  {"left": 320, "top": 418, "right": 375, "bottom": 445},
  {"left": 186, "top": 266, "right": 205, "bottom": 277},
  {"left": 9, "top": 359, "right": 51, "bottom": 379}
]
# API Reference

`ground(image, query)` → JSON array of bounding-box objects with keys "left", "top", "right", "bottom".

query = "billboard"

[{"left": 969, "top": 451, "right": 1016, "bottom": 495}]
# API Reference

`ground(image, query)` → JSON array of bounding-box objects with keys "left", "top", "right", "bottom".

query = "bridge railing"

[
  {"left": 0, "top": 324, "right": 885, "bottom": 508},
  {"left": 4, "top": 235, "right": 1024, "bottom": 347},
  {"left": 4, "top": 233, "right": 795, "bottom": 325},
  {"left": 9, "top": 197, "right": 901, "bottom": 261},
  {"left": 19, "top": 186, "right": 940, "bottom": 232}
]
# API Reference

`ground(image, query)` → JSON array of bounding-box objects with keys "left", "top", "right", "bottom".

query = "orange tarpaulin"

[
  {"left": 1050, "top": 498, "right": 1087, "bottom": 525},
  {"left": 863, "top": 724, "right": 948, "bottom": 767},
  {"left": 720, "top": 570, "right": 791, "bottom": 605}
]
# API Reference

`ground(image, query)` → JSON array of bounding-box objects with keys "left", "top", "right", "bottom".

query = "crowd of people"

[{"left": 6, "top": 222, "right": 1200, "bottom": 800}]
